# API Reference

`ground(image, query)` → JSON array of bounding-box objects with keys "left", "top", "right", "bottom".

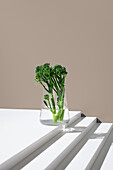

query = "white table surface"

[
  {"left": 0, "top": 109, "right": 113, "bottom": 170},
  {"left": 0, "top": 109, "right": 55, "bottom": 164},
  {"left": 0, "top": 109, "right": 81, "bottom": 166}
]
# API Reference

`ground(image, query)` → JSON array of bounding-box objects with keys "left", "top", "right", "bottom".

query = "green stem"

[
  {"left": 54, "top": 75, "right": 61, "bottom": 89},
  {"left": 40, "top": 81, "right": 49, "bottom": 93},
  {"left": 57, "top": 87, "right": 65, "bottom": 121},
  {"left": 52, "top": 77, "right": 60, "bottom": 94},
  {"left": 59, "top": 109, "right": 65, "bottom": 121},
  {"left": 49, "top": 92, "right": 56, "bottom": 114},
  {"left": 48, "top": 99, "right": 53, "bottom": 113},
  {"left": 56, "top": 108, "right": 65, "bottom": 121},
  {"left": 53, "top": 114, "right": 58, "bottom": 123}
]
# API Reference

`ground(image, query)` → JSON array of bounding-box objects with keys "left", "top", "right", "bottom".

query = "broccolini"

[{"left": 35, "top": 63, "right": 67, "bottom": 123}]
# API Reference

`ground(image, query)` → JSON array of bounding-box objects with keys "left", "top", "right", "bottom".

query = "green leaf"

[
  {"left": 43, "top": 100, "right": 48, "bottom": 108},
  {"left": 44, "top": 94, "right": 49, "bottom": 100}
]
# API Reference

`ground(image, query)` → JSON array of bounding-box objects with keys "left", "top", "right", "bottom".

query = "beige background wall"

[{"left": 0, "top": 0, "right": 113, "bottom": 122}]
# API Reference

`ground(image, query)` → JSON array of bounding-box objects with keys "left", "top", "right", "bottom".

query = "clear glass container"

[{"left": 40, "top": 87, "right": 70, "bottom": 126}]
